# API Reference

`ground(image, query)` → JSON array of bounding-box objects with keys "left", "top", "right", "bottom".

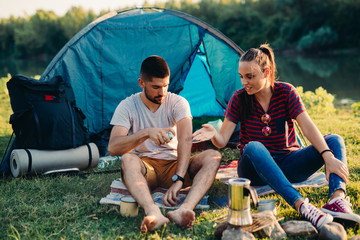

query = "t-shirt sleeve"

[
  {"left": 110, "top": 99, "right": 132, "bottom": 129},
  {"left": 224, "top": 91, "right": 241, "bottom": 124},
  {"left": 172, "top": 95, "right": 192, "bottom": 123},
  {"left": 287, "top": 85, "right": 306, "bottom": 119}
]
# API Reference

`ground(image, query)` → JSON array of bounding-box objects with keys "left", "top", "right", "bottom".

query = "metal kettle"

[{"left": 227, "top": 177, "right": 259, "bottom": 226}]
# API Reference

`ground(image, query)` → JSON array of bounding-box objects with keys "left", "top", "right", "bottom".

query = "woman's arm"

[{"left": 296, "top": 111, "right": 348, "bottom": 183}]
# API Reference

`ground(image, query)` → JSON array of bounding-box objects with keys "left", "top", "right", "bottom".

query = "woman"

[{"left": 192, "top": 44, "right": 357, "bottom": 229}]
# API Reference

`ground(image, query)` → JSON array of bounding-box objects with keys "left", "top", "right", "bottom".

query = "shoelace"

[
  {"left": 336, "top": 196, "right": 353, "bottom": 211},
  {"left": 300, "top": 198, "right": 323, "bottom": 225}
]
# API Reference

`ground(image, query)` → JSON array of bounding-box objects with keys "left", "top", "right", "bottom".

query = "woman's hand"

[
  {"left": 192, "top": 123, "right": 217, "bottom": 142},
  {"left": 324, "top": 154, "right": 349, "bottom": 183}
]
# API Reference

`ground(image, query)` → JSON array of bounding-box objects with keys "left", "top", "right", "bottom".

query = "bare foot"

[
  {"left": 166, "top": 208, "right": 195, "bottom": 228},
  {"left": 140, "top": 214, "right": 170, "bottom": 233}
]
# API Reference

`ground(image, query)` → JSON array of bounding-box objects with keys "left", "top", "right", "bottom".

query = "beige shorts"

[{"left": 141, "top": 156, "right": 194, "bottom": 189}]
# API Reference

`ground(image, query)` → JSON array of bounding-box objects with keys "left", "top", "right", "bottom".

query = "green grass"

[{"left": 1, "top": 76, "right": 360, "bottom": 239}]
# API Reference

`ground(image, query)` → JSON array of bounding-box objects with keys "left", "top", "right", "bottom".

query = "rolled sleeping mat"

[{"left": 10, "top": 143, "right": 99, "bottom": 177}]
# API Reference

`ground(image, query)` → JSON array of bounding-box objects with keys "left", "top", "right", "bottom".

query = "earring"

[{"left": 265, "top": 68, "right": 270, "bottom": 76}]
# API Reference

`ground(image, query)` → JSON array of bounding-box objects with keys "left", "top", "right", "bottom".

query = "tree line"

[{"left": 1, "top": 0, "right": 359, "bottom": 59}]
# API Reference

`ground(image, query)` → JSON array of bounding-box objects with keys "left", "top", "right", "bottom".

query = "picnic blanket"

[
  {"left": 100, "top": 178, "right": 210, "bottom": 210},
  {"left": 216, "top": 160, "right": 328, "bottom": 196}
]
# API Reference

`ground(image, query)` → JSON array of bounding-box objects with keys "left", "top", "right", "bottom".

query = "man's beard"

[{"left": 144, "top": 87, "right": 164, "bottom": 105}]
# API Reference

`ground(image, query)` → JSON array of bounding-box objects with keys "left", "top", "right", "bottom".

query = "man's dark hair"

[{"left": 140, "top": 55, "right": 170, "bottom": 82}]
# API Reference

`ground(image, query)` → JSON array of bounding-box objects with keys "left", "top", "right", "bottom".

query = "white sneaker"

[{"left": 298, "top": 198, "right": 333, "bottom": 229}]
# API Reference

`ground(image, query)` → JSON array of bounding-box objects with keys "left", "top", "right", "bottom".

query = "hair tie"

[
  {"left": 259, "top": 47, "right": 270, "bottom": 57},
  {"left": 320, "top": 149, "right": 333, "bottom": 156}
]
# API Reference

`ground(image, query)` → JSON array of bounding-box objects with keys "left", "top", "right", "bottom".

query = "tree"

[
  {"left": 14, "top": 10, "right": 66, "bottom": 57},
  {"left": 60, "top": 7, "right": 97, "bottom": 39}
]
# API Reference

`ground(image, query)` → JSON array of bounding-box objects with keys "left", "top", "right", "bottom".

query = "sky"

[{"left": 0, "top": 0, "right": 169, "bottom": 19}]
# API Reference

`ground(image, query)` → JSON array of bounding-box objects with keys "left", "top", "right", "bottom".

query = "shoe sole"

[
  {"left": 321, "top": 208, "right": 360, "bottom": 223},
  {"left": 317, "top": 214, "right": 334, "bottom": 229}
]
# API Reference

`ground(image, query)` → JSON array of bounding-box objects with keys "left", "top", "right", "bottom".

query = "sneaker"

[
  {"left": 298, "top": 198, "right": 333, "bottom": 229},
  {"left": 321, "top": 196, "right": 360, "bottom": 223}
]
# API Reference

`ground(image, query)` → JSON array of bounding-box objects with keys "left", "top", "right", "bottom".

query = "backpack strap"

[
  {"left": 30, "top": 104, "right": 42, "bottom": 146},
  {"left": 66, "top": 101, "right": 76, "bottom": 148},
  {"left": 0, "top": 132, "right": 14, "bottom": 167}
]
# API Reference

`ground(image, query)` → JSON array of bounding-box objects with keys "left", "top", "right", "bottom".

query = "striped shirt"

[{"left": 225, "top": 82, "right": 306, "bottom": 155}]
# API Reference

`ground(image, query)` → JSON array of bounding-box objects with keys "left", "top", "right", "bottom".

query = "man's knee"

[
  {"left": 204, "top": 149, "right": 221, "bottom": 160},
  {"left": 121, "top": 153, "right": 142, "bottom": 172},
  {"left": 207, "top": 149, "right": 222, "bottom": 157},
  {"left": 190, "top": 149, "right": 221, "bottom": 173},
  {"left": 200, "top": 149, "right": 222, "bottom": 168}
]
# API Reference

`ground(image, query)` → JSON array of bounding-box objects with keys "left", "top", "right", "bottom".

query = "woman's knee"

[
  {"left": 242, "top": 141, "right": 269, "bottom": 162},
  {"left": 324, "top": 134, "right": 347, "bottom": 164},
  {"left": 243, "top": 141, "right": 266, "bottom": 153},
  {"left": 325, "top": 134, "right": 345, "bottom": 148}
]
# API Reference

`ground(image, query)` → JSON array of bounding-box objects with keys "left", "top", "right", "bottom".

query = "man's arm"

[
  {"left": 108, "top": 125, "right": 175, "bottom": 156},
  {"left": 162, "top": 117, "right": 193, "bottom": 206},
  {"left": 175, "top": 117, "right": 193, "bottom": 177},
  {"left": 108, "top": 126, "right": 146, "bottom": 156}
]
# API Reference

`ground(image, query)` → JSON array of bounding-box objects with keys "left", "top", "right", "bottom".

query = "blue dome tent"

[
  {"left": 40, "top": 7, "right": 244, "bottom": 136},
  {"left": 1, "top": 7, "right": 246, "bottom": 174}
]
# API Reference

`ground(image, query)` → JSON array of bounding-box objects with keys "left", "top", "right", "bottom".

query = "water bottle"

[
  {"left": 168, "top": 132, "right": 174, "bottom": 140},
  {"left": 97, "top": 155, "right": 121, "bottom": 169}
]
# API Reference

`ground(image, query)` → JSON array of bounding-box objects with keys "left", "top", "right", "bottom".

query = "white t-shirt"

[{"left": 110, "top": 92, "right": 192, "bottom": 160}]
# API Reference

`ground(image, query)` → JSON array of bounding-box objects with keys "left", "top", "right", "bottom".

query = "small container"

[
  {"left": 258, "top": 198, "right": 278, "bottom": 216},
  {"left": 120, "top": 196, "right": 139, "bottom": 217},
  {"left": 97, "top": 155, "right": 121, "bottom": 168}
]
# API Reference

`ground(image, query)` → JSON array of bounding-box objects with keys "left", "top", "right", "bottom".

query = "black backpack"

[{"left": 7, "top": 75, "right": 89, "bottom": 150}]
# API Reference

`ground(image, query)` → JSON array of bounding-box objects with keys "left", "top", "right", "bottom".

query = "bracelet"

[{"left": 320, "top": 149, "right": 333, "bottom": 156}]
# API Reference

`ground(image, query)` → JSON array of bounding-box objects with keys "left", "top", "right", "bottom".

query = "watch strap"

[{"left": 173, "top": 174, "right": 184, "bottom": 183}]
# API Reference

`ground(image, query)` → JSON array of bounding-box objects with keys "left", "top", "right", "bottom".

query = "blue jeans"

[{"left": 237, "top": 134, "right": 347, "bottom": 208}]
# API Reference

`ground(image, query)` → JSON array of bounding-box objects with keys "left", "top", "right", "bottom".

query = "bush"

[
  {"left": 351, "top": 102, "right": 360, "bottom": 117},
  {"left": 297, "top": 86, "right": 336, "bottom": 115},
  {"left": 297, "top": 26, "right": 339, "bottom": 51}
]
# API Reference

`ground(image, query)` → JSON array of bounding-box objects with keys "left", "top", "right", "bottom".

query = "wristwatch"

[{"left": 171, "top": 174, "right": 184, "bottom": 183}]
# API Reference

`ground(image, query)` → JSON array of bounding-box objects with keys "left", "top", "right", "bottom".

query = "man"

[{"left": 108, "top": 55, "right": 221, "bottom": 232}]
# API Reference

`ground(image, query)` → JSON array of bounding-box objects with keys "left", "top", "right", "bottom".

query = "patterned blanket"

[
  {"left": 100, "top": 178, "right": 210, "bottom": 209},
  {"left": 100, "top": 160, "right": 327, "bottom": 209},
  {"left": 216, "top": 160, "right": 327, "bottom": 196}
]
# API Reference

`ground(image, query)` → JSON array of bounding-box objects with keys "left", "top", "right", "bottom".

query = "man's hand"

[
  {"left": 162, "top": 181, "right": 183, "bottom": 207},
  {"left": 148, "top": 128, "right": 176, "bottom": 146}
]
